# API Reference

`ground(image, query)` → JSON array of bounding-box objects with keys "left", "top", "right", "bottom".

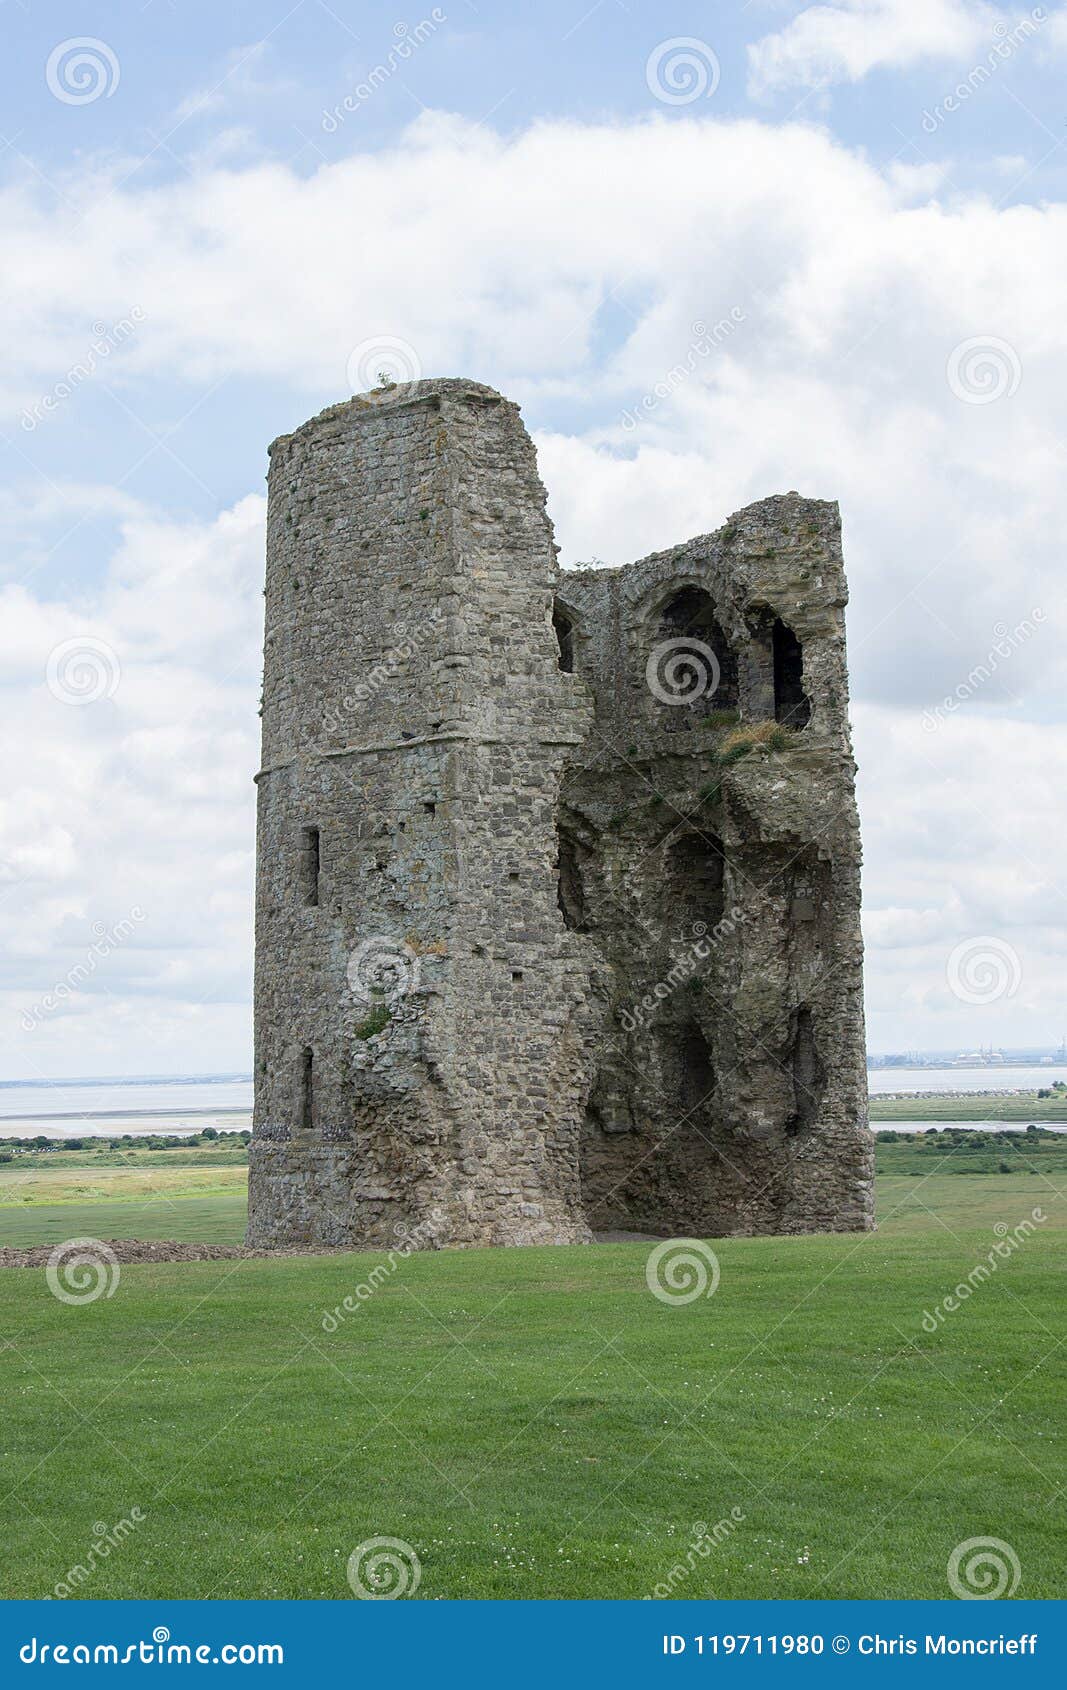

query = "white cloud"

[
  {"left": 747, "top": 0, "right": 996, "bottom": 96},
  {"left": 3, "top": 109, "right": 1067, "bottom": 1062},
  {"left": 856, "top": 705, "right": 1067, "bottom": 1045},
  {"left": 0, "top": 494, "right": 264, "bottom": 1077}
]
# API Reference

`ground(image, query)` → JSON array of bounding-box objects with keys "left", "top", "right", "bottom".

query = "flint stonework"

[{"left": 246, "top": 379, "right": 873, "bottom": 1250}]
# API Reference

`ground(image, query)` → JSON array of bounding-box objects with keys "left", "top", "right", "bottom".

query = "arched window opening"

[
  {"left": 553, "top": 603, "right": 575, "bottom": 673},
  {"left": 772, "top": 619, "right": 811, "bottom": 728},
  {"left": 654, "top": 587, "right": 738, "bottom": 710}
]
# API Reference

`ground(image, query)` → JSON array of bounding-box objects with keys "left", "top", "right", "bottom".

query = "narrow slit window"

[
  {"left": 299, "top": 1046, "right": 313, "bottom": 1133},
  {"left": 553, "top": 604, "right": 575, "bottom": 673},
  {"left": 300, "top": 825, "right": 320, "bottom": 906}
]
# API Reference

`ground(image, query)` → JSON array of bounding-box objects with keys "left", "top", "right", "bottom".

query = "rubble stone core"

[{"left": 247, "top": 379, "right": 873, "bottom": 1250}]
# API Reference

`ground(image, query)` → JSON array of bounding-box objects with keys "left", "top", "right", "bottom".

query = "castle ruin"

[{"left": 247, "top": 379, "right": 872, "bottom": 1250}]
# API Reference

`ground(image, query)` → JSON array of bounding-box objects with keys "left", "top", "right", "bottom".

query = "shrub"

[{"left": 355, "top": 1003, "right": 392, "bottom": 1040}]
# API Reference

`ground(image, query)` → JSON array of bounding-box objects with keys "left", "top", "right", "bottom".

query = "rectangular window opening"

[
  {"left": 299, "top": 1046, "right": 313, "bottom": 1133},
  {"left": 300, "top": 825, "right": 320, "bottom": 906}
]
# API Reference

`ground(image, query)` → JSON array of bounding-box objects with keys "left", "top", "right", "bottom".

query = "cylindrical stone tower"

[{"left": 247, "top": 380, "right": 599, "bottom": 1249}]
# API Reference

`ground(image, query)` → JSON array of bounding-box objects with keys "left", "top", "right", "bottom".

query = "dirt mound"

[{"left": 0, "top": 1239, "right": 249, "bottom": 1269}]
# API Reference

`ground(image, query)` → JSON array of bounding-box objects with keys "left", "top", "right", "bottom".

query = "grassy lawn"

[
  {"left": 0, "top": 1154, "right": 248, "bottom": 1248},
  {"left": 0, "top": 1194, "right": 248, "bottom": 1248},
  {"left": 0, "top": 1162, "right": 247, "bottom": 1207},
  {"left": 0, "top": 1153, "right": 1063, "bottom": 1601}
]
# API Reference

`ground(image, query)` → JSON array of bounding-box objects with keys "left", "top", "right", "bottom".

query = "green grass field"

[
  {"left": 871, "top": 1089, "right": 1067, "bottom": 1122},
  {"left": 0, "top": 1151, "right": 248, "bottom": 1247},
  {"left": 0, "top": 1141, "right": 1063, "bottom": 1601}
]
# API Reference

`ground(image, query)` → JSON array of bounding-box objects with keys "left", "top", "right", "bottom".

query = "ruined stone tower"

[{"left": 247, "top": 379, "right": 872, "bottom": 1250}]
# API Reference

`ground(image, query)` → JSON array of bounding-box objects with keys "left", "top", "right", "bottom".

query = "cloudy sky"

[{"left": 1, "top": 0, "right": 1065, "bottom": 1079}]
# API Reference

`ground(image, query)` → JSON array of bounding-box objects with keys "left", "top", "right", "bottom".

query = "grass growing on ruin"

[{"left": 0, "top": 1170, "right": 1062, "bottom": 1601}]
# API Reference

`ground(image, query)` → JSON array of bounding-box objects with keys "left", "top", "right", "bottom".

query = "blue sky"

[{"left": 2, "top": 0, "right": 1066, "bottom": 1076}]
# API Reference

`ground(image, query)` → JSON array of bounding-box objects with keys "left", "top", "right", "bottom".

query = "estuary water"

[{"left": 1, "top": 1065, "right": 1064, "bottom": 1139}]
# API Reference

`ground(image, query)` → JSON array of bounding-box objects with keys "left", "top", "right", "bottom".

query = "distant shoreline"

[{"left": 0, "top": 1106, "right": 252, "bottom": 1123}]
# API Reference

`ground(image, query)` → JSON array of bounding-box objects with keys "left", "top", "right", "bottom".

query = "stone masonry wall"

[{"left": 247, "top": 379, "right": 873, "bottom": 1250}]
